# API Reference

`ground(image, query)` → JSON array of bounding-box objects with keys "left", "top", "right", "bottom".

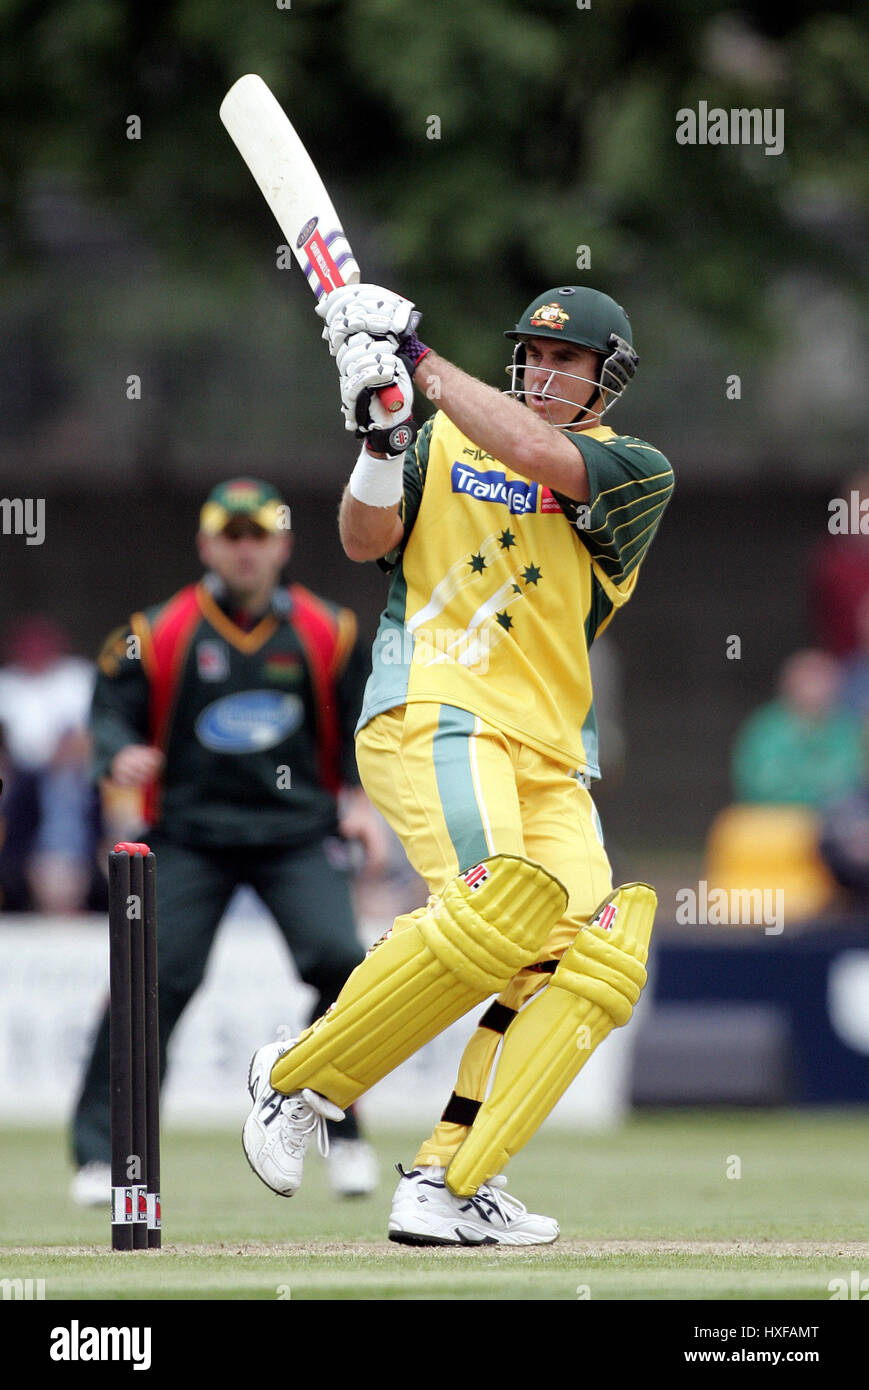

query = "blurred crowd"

[
  {"left": 0, "top": 616, "right": 103, "bottom": 913},
  {"left": 709, "top": 474, "right": 869, "bottom": 920}
]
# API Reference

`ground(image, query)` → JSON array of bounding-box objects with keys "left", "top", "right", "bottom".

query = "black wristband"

[{"left": 356, "top": 417, "right": 418, "bottom": 455}]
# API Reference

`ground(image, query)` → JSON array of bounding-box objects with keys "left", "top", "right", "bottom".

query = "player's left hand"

[
  {"left": 338, "top": 334, "right": 414, "bottom": 434},
  {"left": 318, "top": 284, "right": 419, "bottom": 356},
  {"left": 338, "top": 787, "right": 389, "bottom": 876}
]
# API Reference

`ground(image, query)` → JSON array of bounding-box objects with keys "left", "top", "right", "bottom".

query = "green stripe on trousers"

[{"left": 433, "top": 705, "right": 491, "bottom": 871}]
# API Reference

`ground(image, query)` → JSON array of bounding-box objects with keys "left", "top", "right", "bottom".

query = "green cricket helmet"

[{"left": 505, "top": 286, "right": 637, "bottom": 426}]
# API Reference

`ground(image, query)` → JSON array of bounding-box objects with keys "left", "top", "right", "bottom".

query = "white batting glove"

[
  {"left": 338, "top": 334, "right": 414, "bottom": 434},
  {"left": 334, "top": 331, "right": 397, "bottom": 378},
  {"left": 317, "top": 284, "right": 417, "bottom": 356}
]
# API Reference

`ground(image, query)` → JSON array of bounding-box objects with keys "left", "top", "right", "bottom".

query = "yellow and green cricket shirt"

[{"left": 356, "top": 411, "right": 674, "bottom": 778}]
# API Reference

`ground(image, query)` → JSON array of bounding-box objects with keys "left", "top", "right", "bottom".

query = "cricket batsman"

[{"left": 242, "top": 284, "right": 674, "bottom": 1244}]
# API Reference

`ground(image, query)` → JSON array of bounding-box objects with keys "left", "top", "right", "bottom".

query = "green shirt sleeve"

[
  {"left": 335, "top": 627, "right": 370, "bottom": 786},
  {"left": 556, "top": 432, "right": 675, "bottom": 583},
  {"left": 90, "top": 624, "right": 151, "bottom": 781},
  {"left": 376, "top": 414, "right": 435, "bottom": 574}
]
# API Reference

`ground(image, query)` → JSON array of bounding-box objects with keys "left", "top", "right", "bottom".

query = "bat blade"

[
  {"left": 220, "top": 74, "right": 403, "bottom": 414},
  {"left": 220, "top": 73, "right": 361, "bottom": 298}
]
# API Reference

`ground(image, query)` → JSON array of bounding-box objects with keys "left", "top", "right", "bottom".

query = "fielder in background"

[
  {"left": 71, "top": 478, "right": 385, "bottom": 1203},
  {"left": 243, "top": 285, "right": 675, "bottom": 1245}
]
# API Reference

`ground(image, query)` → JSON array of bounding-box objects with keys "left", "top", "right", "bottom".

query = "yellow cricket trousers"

[{"left": 355, "top": 701, "right": 613, "bottom": 1165}]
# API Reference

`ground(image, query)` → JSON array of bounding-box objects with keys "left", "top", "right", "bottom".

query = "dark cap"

[{"left": 199, "top": 478, "right": 289, "bottom": 535}]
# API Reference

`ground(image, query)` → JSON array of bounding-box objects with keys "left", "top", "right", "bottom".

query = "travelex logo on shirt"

[
  {"left": 195, "top": 691, "right": 304, "bottom": 753},
  {"left": 451, "top": 462, "right": 538, "bottom": 514}
]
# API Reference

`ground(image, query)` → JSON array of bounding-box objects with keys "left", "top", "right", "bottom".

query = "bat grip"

[{"left": 378, "top": 383, "right": 404, "bottom": 414}]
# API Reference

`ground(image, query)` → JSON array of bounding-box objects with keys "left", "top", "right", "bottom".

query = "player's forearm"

[
  {"left": 415, "top": 351, "right": 590, "bottom": 501},
  {"left": 339, "top": 485, "right": 404, "bottom": 563},
  {"left": 90, "top": 677, "right": 151, "bottom": 780}
]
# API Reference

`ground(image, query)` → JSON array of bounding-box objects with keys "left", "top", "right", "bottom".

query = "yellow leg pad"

[
  {"left": 269, "top": 854, "right": 568, "bottom": 1110},
  {"left": 446, "top": 881, "right": 656, "bottom": 1196}
]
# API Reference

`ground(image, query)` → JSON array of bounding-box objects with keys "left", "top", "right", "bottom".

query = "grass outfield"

[{"left": 1, "top": 1110, "right": 868, "bottom": 1301}]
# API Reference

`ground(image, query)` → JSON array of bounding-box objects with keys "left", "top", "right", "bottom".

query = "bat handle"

[{"left": 378, "top": 383, "right": 405, "bottom": 414}]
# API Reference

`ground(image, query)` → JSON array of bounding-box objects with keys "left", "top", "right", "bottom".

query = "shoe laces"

[
  {"left": 278, "top": 1096, "right": 331, "bottom": 1159},
  {"left": 468, "top": 1174, "right": 528, "bottom": 1225}
]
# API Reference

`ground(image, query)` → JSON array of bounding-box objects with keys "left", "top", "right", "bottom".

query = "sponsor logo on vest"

[
  {"left": 195, "top": 691, "right": 304, "bottom": 753},
  {"left": 451, "top": 463, "right": 538, "bottom": 514},
  {"left": 197, "top": 640, "right": 230, "bottom": 681},
  {"left": 264, "top": 651, "right": 303, "bottom": 682}
]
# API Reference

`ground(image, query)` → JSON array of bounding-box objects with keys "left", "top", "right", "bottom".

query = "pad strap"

[
  {"left": 446, "top": 882, "right": 657, "bottom": 1196},
  {"left": 269, "top": 855, "right": 569, "bottom": 1109},
  {"left": 441, "top": 1093, "right": 482, "bottom": 1126},
  {"left": 478, "top": 1001, "right": 517, "bottom": 1033}
]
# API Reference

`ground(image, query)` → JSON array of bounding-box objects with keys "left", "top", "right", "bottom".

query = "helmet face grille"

[
  {"left": 506, "top": 342, "right": 622, "bottom": 429},
  {"left": 506, "top": 326, "right": 634, "bottom": 425}
]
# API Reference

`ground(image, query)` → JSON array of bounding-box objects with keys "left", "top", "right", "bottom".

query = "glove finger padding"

[
  {"left": 340, "top": 344, "right": 414, "bottom": 433},
  {"left": 339, "top": 366, "right": 414, "bottom": 436},
  {"left": 335, "top": 332, "right": 390, "bottom": 376},
  {"left": 318, "top": 283, "right": 417, "bottom": 356},
  {"left": 315, "top": 284, "right": 357, "bottom": 323}
]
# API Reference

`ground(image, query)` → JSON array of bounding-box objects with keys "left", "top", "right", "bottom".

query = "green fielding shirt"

[{"left": 91, "top": 579, "right": 368, "bottom": 849}]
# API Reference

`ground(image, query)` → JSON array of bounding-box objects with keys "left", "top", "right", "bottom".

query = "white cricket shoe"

[
  {"left": 242, "top": 1038, "right": 344, "bottom": 1197},
  {"left": 388, "top": 1165, "right": 559, "bottom": 1246},
  {"left": 70, "top": 1161, "right": 111, "bottom": 1207},
  {"left": 327, "top": 1139, "right": 379, "bottom": 1198}
]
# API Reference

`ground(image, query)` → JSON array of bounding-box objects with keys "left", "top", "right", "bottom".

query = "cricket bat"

[{"left": 219, "top": 73, "right": 403, "bottom": 414}]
